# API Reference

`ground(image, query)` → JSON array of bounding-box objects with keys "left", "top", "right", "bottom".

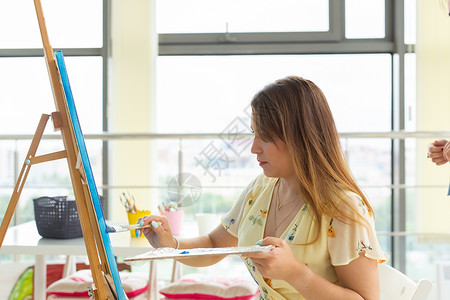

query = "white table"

[{"left": 0, "top": 221, "right": 156, "bottom": 300}]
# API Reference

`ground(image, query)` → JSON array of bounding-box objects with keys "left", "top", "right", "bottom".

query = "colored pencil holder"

[{"left": 127, "top": 210, "right": 151, "bottom": 238}]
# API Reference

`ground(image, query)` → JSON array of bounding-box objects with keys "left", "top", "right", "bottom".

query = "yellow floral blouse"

[{"left": 222, "top": 174, "right": 386, "bottom": 300}]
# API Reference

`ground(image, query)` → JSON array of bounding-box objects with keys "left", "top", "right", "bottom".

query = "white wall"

[
  {"left": 416, "top": 0, "right": 450, "bottom": 235},
  {"left": 109, "top": 0, "right": 158, "bottom": 221}
]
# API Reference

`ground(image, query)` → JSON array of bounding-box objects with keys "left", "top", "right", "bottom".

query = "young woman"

[{"left": 138, "top": 76, "right": 386, "bottom": 299}]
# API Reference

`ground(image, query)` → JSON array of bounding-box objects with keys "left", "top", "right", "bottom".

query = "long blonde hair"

[{"left": 251, "top": 76, "right": 373, "bottom": 239}]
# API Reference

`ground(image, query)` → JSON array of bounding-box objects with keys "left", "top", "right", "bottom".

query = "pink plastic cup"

[{"left": 164, "top": 209, "right": 184, "bottom": 236}]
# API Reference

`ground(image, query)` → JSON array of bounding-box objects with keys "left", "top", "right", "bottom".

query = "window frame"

[{"left": 158, "top": 0, "right": 400, "bottom": 56}]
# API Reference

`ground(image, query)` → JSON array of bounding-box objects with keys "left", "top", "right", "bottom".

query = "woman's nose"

[{"left": 251, "top": 138, "right": 260, "bottom": 154}]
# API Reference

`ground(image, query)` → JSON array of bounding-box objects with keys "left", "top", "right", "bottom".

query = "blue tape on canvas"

[{"left": 55, "top": 51, "right": 126, "bottom": 300}]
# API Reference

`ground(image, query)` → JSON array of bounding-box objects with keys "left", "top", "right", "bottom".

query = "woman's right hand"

[
  {"left": 136, "top": 215, "right": 178, "bottom": 249},
  {"left": 428, "top": 139, "right": 449, "bottom": 166}
]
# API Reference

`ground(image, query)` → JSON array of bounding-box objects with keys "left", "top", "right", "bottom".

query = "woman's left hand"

[{"left": 243, "top": 237, "right": 304, "bottom": 280}]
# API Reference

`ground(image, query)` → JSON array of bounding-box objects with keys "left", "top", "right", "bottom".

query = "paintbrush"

[{"left": 106, "top": 223, "right": 152, "bottom": 233}]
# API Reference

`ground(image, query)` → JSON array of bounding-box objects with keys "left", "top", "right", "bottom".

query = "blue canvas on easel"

[{"left": 55, "top": 51, "right": 127, "bottom": 300}]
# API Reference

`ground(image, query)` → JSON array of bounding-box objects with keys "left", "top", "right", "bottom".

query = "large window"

[
  {"left": 2, "top": 0, "right": 448, "bottom": 285},
  {"left": 0, "top": 0, "right": 105, "bottom": 231}
]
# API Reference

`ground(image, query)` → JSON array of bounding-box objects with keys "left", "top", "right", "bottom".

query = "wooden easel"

[{"left": 0, "top": 0, "right": 126, "bottom": 299}]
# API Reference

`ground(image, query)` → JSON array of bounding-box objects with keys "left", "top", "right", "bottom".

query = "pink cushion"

[
  {"left": 46, "top": 270, "right": 148, "bottom": 298},
  {"left": 160, "top": 274, "right": 258, "bottom": 300}
]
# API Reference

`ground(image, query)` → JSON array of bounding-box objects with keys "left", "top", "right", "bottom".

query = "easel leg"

[{"left": 0, "top": 114, "right": 50, "bottom": 247}]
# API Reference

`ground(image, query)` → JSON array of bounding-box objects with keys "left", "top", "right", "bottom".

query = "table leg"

[
  {"left": 63, "top": 255, "right": 76, "bottom": 277},
  {"left": 147, "top": 260, "right": 159, "bottom": 300},
  {"left": 171, "top": 260, "right": 182, "bottom": 283},
  {"left": 35, "top": 255, "right": 46, "bottom": 300}
]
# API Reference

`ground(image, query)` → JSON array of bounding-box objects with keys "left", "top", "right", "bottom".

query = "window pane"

[
  {"left": 156, "top": 0, "right": 329, "bottom": 33},
  {"left": 405, "top": 53, "right": 416, "bottom": 132},
  {"left": 343, "top": 138, "right": 392, "bottom": 188},
  {"left": 0, "top": 57, "right": 103, "bottom": 134},
  {"left": 345, "top": 0, "right": 385, "bottom": 39},
  {"left": 404, "top": 0, "right": 417, "bottom": 44},
  {"left": 156, "top": 54, "right": 392, "bottom": 133},
  {"left": 405, "top": 186, "right": 450, "bottom": 282},
  {"left": 405, "top": 136, "right": 450, "bottom": 281},
  {"left": 0, "top": 0, "right": 102, "bottom": 48},
  {"left": 341, "top": 138, "right": 392, "bottom": 231},
  {"left": 0, "top": 139, "right": 104, "bottom": 225}
]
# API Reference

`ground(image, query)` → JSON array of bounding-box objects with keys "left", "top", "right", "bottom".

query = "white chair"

[{"left": 379, "top": 263, "right": 433, "bottom": 300}]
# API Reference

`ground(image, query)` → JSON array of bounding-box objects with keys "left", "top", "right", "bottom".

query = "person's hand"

[
  {"left": 427, "top": 139, "right": 449, "bottom": 166},
  {"left": 443, "top": 140, "right": 450, "bottom": 162},
  {"left": 136, "top": 215, "right": 177, "bottom": 249},
  {"left": 242, "top": 237, "right": 306, "bottom": 281}
]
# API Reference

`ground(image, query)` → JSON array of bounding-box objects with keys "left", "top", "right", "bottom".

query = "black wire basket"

[{"left": 33, "top": 195, "right": 104, "bottom": 239}]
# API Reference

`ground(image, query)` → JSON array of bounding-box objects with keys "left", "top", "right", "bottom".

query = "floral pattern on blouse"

[
  {"left": 248, "top": 194, "right": 256, "bottom": 206},
  {"left": 327, "top": 219, "right": 336, "bottom": 238},
  {"left": 286, "top": 224, "right": 298, "bottom": 242},
  {"left": 357, "top": 240, "right": 373, "bottom": 255},
  {"left": 357, "top": 197, "right": 374, "bottom": 218},
  {"left": 223, "top": 216, "right": 235, "bottom": 230},
  {"left": 248, "top": 209, "right": 268, "bottom": 226}
]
